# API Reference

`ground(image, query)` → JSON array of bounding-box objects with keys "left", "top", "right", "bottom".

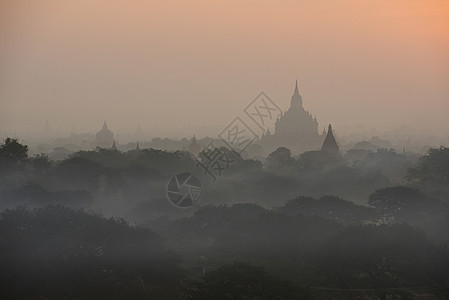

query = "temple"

[
  {"left": 94, "top": 121, "right": 114, "bottom": 148},
  {"left": 321, "top": 124, "right": 340, "bottom": 155},
  {"left": 259, "top": 81, "right": 326, "bottom": 154},
  {"left": 187, "top": 135, "right": 201, "bottom": 157}
]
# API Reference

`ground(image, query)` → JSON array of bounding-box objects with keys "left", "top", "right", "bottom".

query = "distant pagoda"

[
  {"left": 259, "top": 81, "right": 325, "bottom": 154},
  {"left": 321, "top": 124, "right": 339, "bottom": 155},
  {"left": 187, "top": 135, "right": 201, "bottom": 157},
  {"left": 94, "top": 121, "right": 114, "bottom": 148}
]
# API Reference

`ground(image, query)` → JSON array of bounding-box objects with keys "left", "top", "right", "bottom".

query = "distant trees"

[
  {"left": 184, "top": 262, "right": 311, "bottom": 300},
  {"left": 0, "top": 138, "right": 430, "bottom": 211},
  {"left": 313, "top": 224, "right": 449, "bottom": 295},
  {"left": 0, "top": 183, "right": 92, "bottom": 210},
  {"left": 1, "top": 201, "right": 449, "bottom": 298},
  {"left": 29, "top": 153, "right": 52, "bottom": 174},
  {"left": 0, "top": 138, "right": 31, "bottom": 191},
  {"left": 262, "top": 147, "right": 397, "bottom": 202},
  {"left": 212, "top": 211, "right": 343, "bottom": 265},
  {"left": 296, "top": 150, "right": 342, "bottom": 170},
  {"left": 408, "top": 146, "right": 449, "bottom": 184},
  {"left": 0, "top": 206, "right": 183, "bottom": 299},
  {"left": 408, "top": 146, "right": 449, "bottom": 199},
  {"left": 266, "top": 147, "right": 293, "bottom": 169},
  {"left": 166, "top": 202, "right": 449, "bottom": 298},
  {"left": 2, "top": 137, "right": 449, "bottom": 298},
  {"left": 368, "top": 186, "right": 423, "bottom": 214},
  {"left": 344, "top": 148, "right": 372, "bottom": 167},
  {"left": 368, "top": 186, "right": 449, "bottom": 242},
  {"left": 278, "top": 195, "right": 377, "bottom": 225},
  {"left": 0, "top": 138, "right": 28, "bottom": 162},
  {"left": 359, "top": 148, "right": 412, "bottom": 184}
]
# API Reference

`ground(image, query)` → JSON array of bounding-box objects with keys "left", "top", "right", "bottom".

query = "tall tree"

[{"left": 0, "top": 138, "right": 28, "bottom": 163}]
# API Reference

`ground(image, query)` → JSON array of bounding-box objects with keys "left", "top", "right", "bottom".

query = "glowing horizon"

[{"left": 1, "top": 0, "right": 448, "bottom": 138}]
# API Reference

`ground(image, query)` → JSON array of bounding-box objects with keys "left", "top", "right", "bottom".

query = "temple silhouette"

[
  {"left": 94, "top": 121, "right": 114, "bottom": 148},
  {"left": 259, "top": 81, "right": 327, "bottom": 154},
  {"left": 321, "top": 124, "right": 340, "bottom": 155},
  {"left": 187, "top": 135, "right": 201, "bottom": 157}
]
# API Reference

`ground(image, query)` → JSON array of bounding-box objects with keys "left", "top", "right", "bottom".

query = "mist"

[
  {"left": 1, "top": 1, "right": 449, "bottom": 299},
  {"left": 1, "top": 0, "right": 448, "bottom": 139}
]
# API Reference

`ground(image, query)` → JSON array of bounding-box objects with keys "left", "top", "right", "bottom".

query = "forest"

[{"left": 1, "top": 137, "right": 449, "bottom": 299}]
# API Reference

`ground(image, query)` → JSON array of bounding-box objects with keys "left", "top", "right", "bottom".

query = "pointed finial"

[
  {"left": 103, "top": 121, "right": 108, "bottom": 130},
  {"left": 294, "top": 80, "right": 299, "bottom": 95}
]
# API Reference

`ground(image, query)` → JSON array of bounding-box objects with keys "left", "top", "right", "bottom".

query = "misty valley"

[
  {"left": 1, "top": 136, "right": 449, "bottom": 299},
  {"left": 1, "top": 1, "right": 448, "bottom": 299}
]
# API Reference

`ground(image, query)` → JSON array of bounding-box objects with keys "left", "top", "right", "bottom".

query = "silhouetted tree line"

[
  {"left": 1, "top": 138, "right": 448, "bottom": 210},
  {"left": 1, "top": 138, "right": 449, "bottom": 299},
  {"left": 0, "top": 206, "right": 183, "bottom": 299},
  {"left": 1, "top": 203, "right": 448, "bottom": 299}
]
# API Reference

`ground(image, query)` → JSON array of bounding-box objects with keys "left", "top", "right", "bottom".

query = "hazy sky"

[{"left": 1, "top": 0, "right": 448, "bottom": 138}]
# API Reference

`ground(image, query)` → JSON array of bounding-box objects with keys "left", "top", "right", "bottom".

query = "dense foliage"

[{"left": 1, "top": 138, "right": 449, "bottom": 299}]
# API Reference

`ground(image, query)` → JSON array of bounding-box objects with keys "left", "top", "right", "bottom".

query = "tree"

[
  {"left": 409, "top": 147, "right": 449, "bottom": 184},
  {"left": 368, "top": 186, "right": 423, "bottom": 214},
  {"left": 296, "top": 150, "right": 341, "bottom": 170},
  {"left": 359, "top": 148, "right": 412, "bottom": 184},
  {"left": 184, "top": 262, "right": 311, "bottom": 300},
  {"left": 368, "top": 186, "right": 449, "bottom": 241},
  {"left": 0, "top": 205, "right": 184, "bottom": 299},
  {"left": 30, "top": 153, "right": 52, "bottom": 174},
  {"left": 279, "top": 195, "right": 377, "bottom": 225},
  {"left": 266, "top": 147, "right": 293, "bottom": 169},
  {"left": 0, "top": 138, "right": 28, "bottom": 163},
  {"left": 408, "top": 147, "right": 449, "bottom": 198},
  {"left": 313, "top": 224, "right": 448, "bottom": 298}
]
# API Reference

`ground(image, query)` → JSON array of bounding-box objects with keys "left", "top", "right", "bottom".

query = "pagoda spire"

[
  {"left": 103, "top": 121, "right": 108, "bottom": 130},
  {"left": 321, "top": 124, "right": 340, "bottom": 155},
  {"left": 290, "top": 80, "right": 303, "bottom": 109}
]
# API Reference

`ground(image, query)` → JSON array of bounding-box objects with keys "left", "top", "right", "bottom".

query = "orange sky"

[{"left": 0, "top": 0, "right": 448, "bottom": 138}]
